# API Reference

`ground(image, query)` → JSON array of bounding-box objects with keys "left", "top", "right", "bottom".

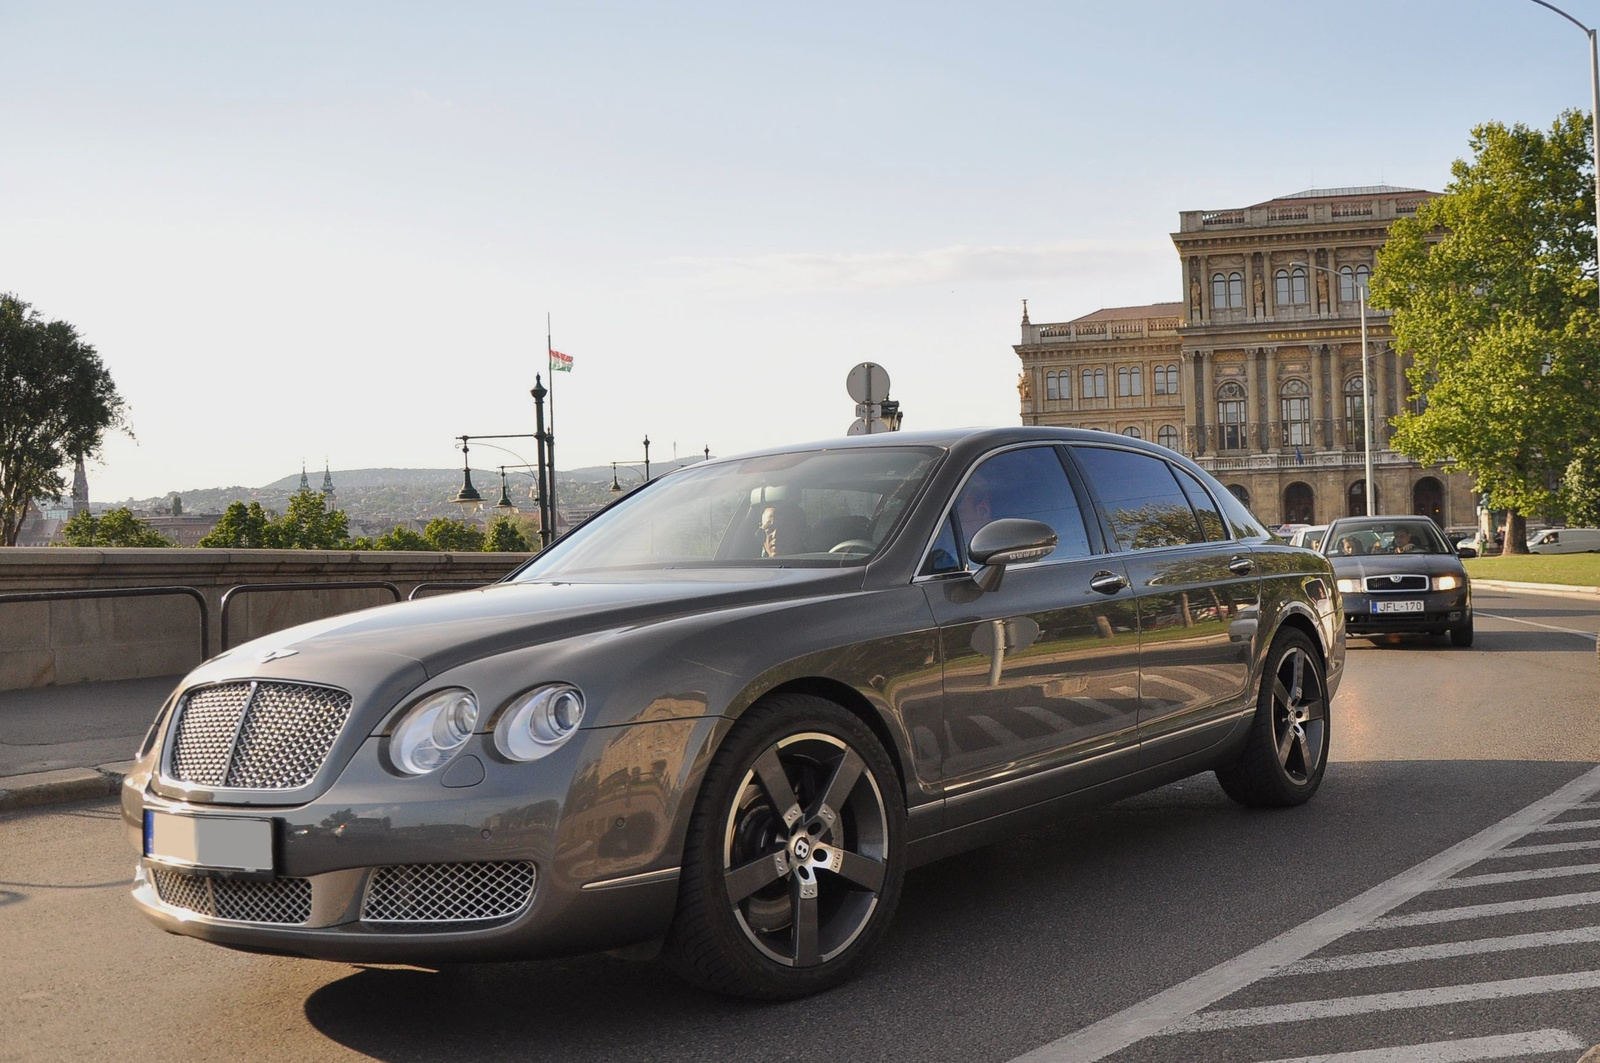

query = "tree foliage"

[
  {"left": 1563, "top": 443, "right": 1600, "bottom": 527},
  {"left": 197, "top": 491, "right": 349, "bottom": 549},
  {"left": 359, "top": 525, "right": 433, "bottom": 551},
  {"left": 0, "top": 294, "right": 128, "bottom": 546},
  {"left": 58, "top": 507, "right": 174, "bottom": 547},
  {"left": 198, "top": 501, "right": 273, "bottom": 548},
  {"left": 423, "top": 517, "right": 484, "bottom": 552},
  {"left": 1372, "top": 111, "right": 1600, "bottom": 553},
  {"left": 484, "top": 514, "right": 533, "bottom": 552}
]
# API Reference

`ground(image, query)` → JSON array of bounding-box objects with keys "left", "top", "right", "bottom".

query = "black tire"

[
  {"left": 1216, "top": 628, "right": 1330, "bottom": 808},
  {"left": 663, "top": 693, "right": 906, "bottom": 999},
  {"left": 1450, "top": 618, "right": 1474, "bottom": 647}
]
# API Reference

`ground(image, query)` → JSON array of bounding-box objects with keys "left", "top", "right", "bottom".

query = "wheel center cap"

[{"left": 790, "top": 835, "right": 812, "bottom": 862}]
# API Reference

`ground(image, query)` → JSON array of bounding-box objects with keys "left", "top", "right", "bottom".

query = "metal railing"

[
  {"left": 218, "top": 581, "right": 402, "bottom": 652},
  {"left": 0, "top": 586, "right": 211, "bottom": 660},
  {"left": 407, "top": 581, "right": 495, "bottom": 600}
]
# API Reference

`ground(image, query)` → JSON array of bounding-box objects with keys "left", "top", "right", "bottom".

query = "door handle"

[
  {"left": 1228, "top": 555, "right": 1255, "bottom": 575},
  {"left": 1088, "top": 570, "right": 1127, "bottom": 595}
]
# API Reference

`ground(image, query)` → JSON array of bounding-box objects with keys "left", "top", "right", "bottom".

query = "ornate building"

[{"left": 1016, "top": 185, "right": 1474, "bottom": 529}]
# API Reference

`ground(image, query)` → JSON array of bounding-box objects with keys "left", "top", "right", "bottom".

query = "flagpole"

[{"left": 546, "top": 312, "right": 557, "bottom": 532}]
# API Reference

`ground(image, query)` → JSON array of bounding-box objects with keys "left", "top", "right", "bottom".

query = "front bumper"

[
  {"left": 124, "top": 717, "right": 724, "bottom": 964},
  {"left": 1342, "top": 588, "right": 1470, "bottom": 636}
]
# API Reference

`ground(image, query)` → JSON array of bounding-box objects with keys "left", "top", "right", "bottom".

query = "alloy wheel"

[{"left": 1270, "top": 645, "right": 1327, "bottom": 784}]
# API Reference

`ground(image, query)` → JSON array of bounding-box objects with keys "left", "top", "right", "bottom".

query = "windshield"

[
  {"left": 1323, "top": 519, "right": 1451, "bottom": 557},
  {"left": 512, "top": 446, "right": 942, "bottom": 579}
]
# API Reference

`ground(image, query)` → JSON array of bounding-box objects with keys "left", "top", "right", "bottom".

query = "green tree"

[
  {"left": 423, "top": 517, "right": 485, "bottom": 552},
  {"left": 58, "top": 507, "right": 174, "bottom": 547},
  {"left": 484, "top": 514, "right": 532, "bottom": 552},
  {"left": 198, "top": 501, "right": 273, "bottom": 548},
  {"left": 171, "top": 494, "right": 182, "bottom": 516},
  {"left": 1563, "top": 443, "right": 1600, "bottom": 526},
  {"left": 1372, "top": 111, "right": 1600, "bottom": 554},
  {"left": 267, "top": 489, "right": 350, "bottom": 549},
  {"left": 368, "top": 526, "right": 434, "bottom": 551},
  {"left": 0, "top": 294, "right": 128, "bottom": 546}
]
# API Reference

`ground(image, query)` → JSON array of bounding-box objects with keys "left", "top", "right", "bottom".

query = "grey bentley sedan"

[{"left": 124, "top": 427, "right": 1344, "bottom": 998}]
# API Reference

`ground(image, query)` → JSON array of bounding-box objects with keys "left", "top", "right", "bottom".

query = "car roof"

[{"left": 702, "top": 425, "right": 1199, "bottom": 470}]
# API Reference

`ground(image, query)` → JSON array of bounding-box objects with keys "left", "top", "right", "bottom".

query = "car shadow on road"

[
  {"left": 1351, "top": 630, "right": 1595, "bottom": 653},
  {"left": 300, "top": 760, "right": 1597, "bottom": 1063}
]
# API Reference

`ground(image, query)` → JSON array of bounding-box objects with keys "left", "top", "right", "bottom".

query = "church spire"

[
  {"left": 71, "top": 455, "right": 89, "bottom": 517},
  {"left": 299, "top": 461, "right": 309, "bottom": 492},
  {"left": 321, "top": 459, "right": 334, "bottom": 494},
  {"left": 1021, "top": 298, "right": 1030, "bottom": 326}
]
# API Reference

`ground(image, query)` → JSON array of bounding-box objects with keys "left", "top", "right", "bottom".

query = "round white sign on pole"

[{"left": 846, "top": 362, "right": 891, "bottom": 405}]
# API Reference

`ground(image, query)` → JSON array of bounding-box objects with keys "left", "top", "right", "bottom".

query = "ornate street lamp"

[{"left": 452, "top": 438, "right": 483, "bottom": 511}]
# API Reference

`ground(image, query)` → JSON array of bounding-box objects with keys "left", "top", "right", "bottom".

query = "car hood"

[
  {"left": 1326, "top": 553, "right": 1466, "bottom": 579},
  {"left": 215, "top": 567, "right": 865, "bottom": 679}
]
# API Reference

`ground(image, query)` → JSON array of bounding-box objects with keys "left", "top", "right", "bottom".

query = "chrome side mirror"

[{"left": 968, "top": 518, "right": 1057, "bottom": 592}]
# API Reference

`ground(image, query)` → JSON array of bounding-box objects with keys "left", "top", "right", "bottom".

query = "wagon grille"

[
  {"left": 167, "top": 681, "right": 351, "bottom": 790},
  {"left": 362, "top": 862, "right": 537, "bottom": 924},
  {"left": 151, "top": 867, "right": 312, "bottom": 924},
  {"left": 1363, "top": 574, "right": 1428, "bottom": 593}
]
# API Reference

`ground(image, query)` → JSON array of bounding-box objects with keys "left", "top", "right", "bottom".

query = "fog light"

[{"left": 1448, "top": 611, "right": 1462, "bottom": 620}]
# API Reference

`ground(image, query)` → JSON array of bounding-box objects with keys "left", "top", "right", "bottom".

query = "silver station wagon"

[{"left": 124, "top": 427, "right": 1345, "bottom": 998}]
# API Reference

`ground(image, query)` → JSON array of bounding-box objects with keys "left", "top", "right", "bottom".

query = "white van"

[{"left": 1527, "top": 528, "right": 1600, "bottom": 554}]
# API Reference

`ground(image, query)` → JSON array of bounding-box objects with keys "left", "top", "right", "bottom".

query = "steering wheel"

[{"left": 828, "top": 539, "right": 876, "bottom": 555}]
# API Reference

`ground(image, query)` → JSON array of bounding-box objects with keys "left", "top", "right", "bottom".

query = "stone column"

[
  {"left": 1264, "top": 347, "right": 1281, "bottom": 451},
  {"left": 1332, "top": 347, "right": 1348, "bottom": 448},
  {"left": 1255, "top": 348, "right": 1271, "bottom": 452},
  {"left": 1180, "top": 349, "right": 1199, "bottom": 447},
  {"left": 1313, "top": 344, "right": 1331, "bottom": 450},
  {"left": 1199, "top": 350, "right": 1215, "bottom": 454},
  {"left": 1370, "top": 342, "right": 1389, "bottom": 450}
]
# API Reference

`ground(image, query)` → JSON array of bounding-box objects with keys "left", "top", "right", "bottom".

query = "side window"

[
  {"left": 1071, "top": 446, "right": 1204, "bottom": 551},
  {"left": 922, "top": 516, "right": 961, "bottom": 575},
  {"left": 949, "top": 447, "right": 1093, "bottom": 565},
  {"left": 1172, "top": 466, "right": 1229, "bottom": 542}
]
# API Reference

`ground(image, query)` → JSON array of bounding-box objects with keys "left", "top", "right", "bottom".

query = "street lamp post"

[
  {"left": 1293, "top": 261, "right": 1376, "bottom": 516},
  {"left": 1528, "top": 0, "right": 1600, "bottom": 310}
]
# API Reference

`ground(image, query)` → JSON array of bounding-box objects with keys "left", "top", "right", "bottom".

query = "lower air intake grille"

[
  {"left": 362, "top": 862, "right": 537, "bottom": 923},
  {"left": 151, "top": 868, "right": 312, "bottom": 925}
]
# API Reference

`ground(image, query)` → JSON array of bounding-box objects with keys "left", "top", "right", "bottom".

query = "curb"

[
  {"left": 0, "top": 761, "right": 134, "bottom": 814},
  {"left": 1472, "top": 579, "right": 1600, "bottom": 599}
]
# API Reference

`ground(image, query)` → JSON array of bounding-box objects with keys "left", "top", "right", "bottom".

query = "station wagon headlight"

[
  {"left": 1335, "top": 578, "right": 1361, "bottom": 594},
  {"left": 390, "top": 688, "right": 479, "bottom": 775},
  {"left": 1432, "top": 574, "right": 1462, "bottom": 591},
  {"left": 495, "top": 684, "right": 585, "bottom": 762}
]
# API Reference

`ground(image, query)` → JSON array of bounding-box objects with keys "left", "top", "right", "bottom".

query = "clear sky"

[{"left": 2, "top": 0, "right": 1593, "bottom": 501}]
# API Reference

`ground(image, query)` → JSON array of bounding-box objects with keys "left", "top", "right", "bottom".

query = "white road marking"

[
  {"left": 1526, "top": 819, "right": 1600, "bottom": 833},
  {"left": 1251, "top": 1029, "right": 1585, "bottom": 1063},
  {"left": 1170, "top": 970, "right": 1600, "bottom": 1032},
  {"left": 1005, "top": 763, "right": 1600, "bottom": 1063},
  {"left": 1365, "top": 890, "right": 1600, "bottom": 930},
  {"left": 1431, "top": 861, "right": 1600, "bottom": 890},
  {"left": 1275, "top": 927, "right": 1600, "bottom": 975},
  {"left": 1476, "top": 611, "right": 1598, "bottom": 642},
  {"left": 1483, "top": 838, "right": 1600, "bottom": 859}
]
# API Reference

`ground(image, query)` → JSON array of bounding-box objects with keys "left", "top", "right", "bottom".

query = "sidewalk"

[{"left": 0, "top": 674, "right": 179, "bottom": 812}]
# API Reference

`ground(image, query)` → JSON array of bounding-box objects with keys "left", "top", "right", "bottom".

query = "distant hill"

[{"left": 103, "top": 459, "right": 710, "bottom": 533}]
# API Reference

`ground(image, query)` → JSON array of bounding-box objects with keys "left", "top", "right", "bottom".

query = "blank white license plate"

[
  {"left": 1372, "top": 600, "right": 1425, "bottom": 614},
  {"left": 144, "top": 811, "right": 274, "bottom": 872}
]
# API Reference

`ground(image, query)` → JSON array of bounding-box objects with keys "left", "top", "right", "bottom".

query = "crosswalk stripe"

[
  {"left": 1525, "top": 819, "right": 1600, "bottom": 833},
  {"left": 1484, "top": 838, "right": 1600, "bottom": 859},
  {"left": 1274, "top": 927, "right": 1600, "bottom": 975},
  {"left": 1250, "top": 1029, "right": 1586, "bottom": 1063},
  {"left": 1364, "top": 890, "right": 1600, "bottom": 929},
  {"left": 1170, "top": 970, "right": 1600, "bottom": 1032},
  {"left": 1432, "top": 861, "right": 1600, "bottom": 890}
]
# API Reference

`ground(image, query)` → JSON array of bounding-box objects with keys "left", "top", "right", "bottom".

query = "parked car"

[
  {"left": 1289, "top": 525, "right": 1329, "bottom": 552},
  {"left": 124, "top": 427, "right": 1344, "bottom": 999},
  {"left": 1528, "top": 528, "right": 1600, "bottom": 554},
  {"left": 1322, "top": 515, "right": 1473, "bottom": 646}
]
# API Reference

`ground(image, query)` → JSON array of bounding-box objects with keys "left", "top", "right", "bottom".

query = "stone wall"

[{"left": 0, "top": 549, "right": 527, "bottom": 690}]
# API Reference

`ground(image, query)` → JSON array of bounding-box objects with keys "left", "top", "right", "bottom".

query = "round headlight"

[
  {"left": 391, "top": 688, "right": 479, "bottom": 775},
  {"left": 495, "top": 684, "right": 586, "bottom": 762}
]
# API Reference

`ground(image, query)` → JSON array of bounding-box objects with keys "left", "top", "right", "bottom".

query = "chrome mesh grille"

[
  {"left": 151, "top": 868, "right": 312, "bottom": 925},
  {"left": 167, "top": 681, "right": 351, "bottom": 791},
  {"left": 362, "top": 862, "right": 537, "bottom": 923}
]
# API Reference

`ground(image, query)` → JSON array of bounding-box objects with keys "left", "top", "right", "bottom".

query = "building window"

[
  {"left": 1045, "top": 371, "right": 1059, "bottom": 401},
  {"left": 1117, "top": 366, "right": 1143, "bottom": 397},
  {"left": 1157, "top": 424, "right": 1179, "bottom": 450},
  {"left": 1344, "top": 376, "right": 1366, "bottom": 445},
  {"left": 1276, "top": 267, "right": 1310, "bottom": 306},
  {"left": 1122, "top": 426, "right": 1142, "bottom": 439},
  {"left": 1082, "top": 367, "right": 1107, "bottom": 399},
  {"left": 1281, "top": 379, "right": 1311, "bottom": 446},
  {"left": 1213, "top": 272, "right": 1244, "bottom": 309},
  {"left": 1340, "top": 265, "right": 1370, "bottom": 302},
  {"left": 1217, "top": 380, "right": 1247, "bottom": 450},
  {"left": 1227, "top": 483, "right": 1251, "bottom": 507},
  {"left": 1153, "top": 364, "right": 1179, "bottom": 395},
  {"left": 1229, "top": 272, "right": 1243, "bottom": 307}
]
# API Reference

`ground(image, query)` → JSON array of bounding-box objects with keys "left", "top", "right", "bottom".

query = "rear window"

[{"left": 1071, "top": 446, "right": 1205, "bottom": 551}]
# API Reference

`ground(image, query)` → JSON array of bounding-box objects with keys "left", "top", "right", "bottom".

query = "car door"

[
  {"left": 1067, "top": 445, "right": 1262, "bottom": 767},
  {"left": 918, "top": 444, "right": 1140, "bottom": 828}
]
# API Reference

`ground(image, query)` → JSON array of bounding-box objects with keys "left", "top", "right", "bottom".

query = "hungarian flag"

[{"left": 549, "top": 349, "right": 574, "bottom": 372}]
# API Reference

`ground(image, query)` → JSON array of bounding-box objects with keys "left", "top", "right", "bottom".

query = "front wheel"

[
  {"left": 664, "top": 694, "right": 906, "bottom": 998},
  {"left": 1216, "top": 628, "right": 1330, "bottom": 808},
  {"left": 1450, "top": 618, "right": 1474, "bottom": 647}
]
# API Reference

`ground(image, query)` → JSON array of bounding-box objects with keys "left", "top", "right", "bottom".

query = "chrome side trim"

[{"left": 580, "top": 866, "right": 682, "bottom": 892}]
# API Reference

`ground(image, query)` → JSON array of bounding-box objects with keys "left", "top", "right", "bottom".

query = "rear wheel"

[
  {"left": 664, "top": 693, "right": 905, "bottom": 999},
  {"left": 1450, "top": 617, "right": 1474, "bottom": 647},
  {"left": 1216, "top": 628, "right": 1329, "bottom": 808}
]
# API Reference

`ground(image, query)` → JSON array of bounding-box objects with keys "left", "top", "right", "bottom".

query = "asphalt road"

[{"left": 2, "top": 588, "right": 1597, "bottom": 1063}]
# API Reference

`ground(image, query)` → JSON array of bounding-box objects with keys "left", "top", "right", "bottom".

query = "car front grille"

[
  {"left": 167, "top": 681, "right": 351, "bottom": 790},
  {"left": 1362, "top": 574, "right": 1429, "bottom": 593},
  {"left": 362, "top": 862, "right": 537, "bottom": 924},
  {"left": 151, "top": 867, "right": 312, "bottom": 924}
]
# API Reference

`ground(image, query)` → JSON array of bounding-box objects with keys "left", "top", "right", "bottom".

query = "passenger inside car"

[{"left": 1335, "top": 536, "right": 1364, "bottom": 555}]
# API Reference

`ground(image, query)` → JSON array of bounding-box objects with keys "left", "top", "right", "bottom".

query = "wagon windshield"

[{"left": 511, "top": 446, "right": 942, "bottom": 578}]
